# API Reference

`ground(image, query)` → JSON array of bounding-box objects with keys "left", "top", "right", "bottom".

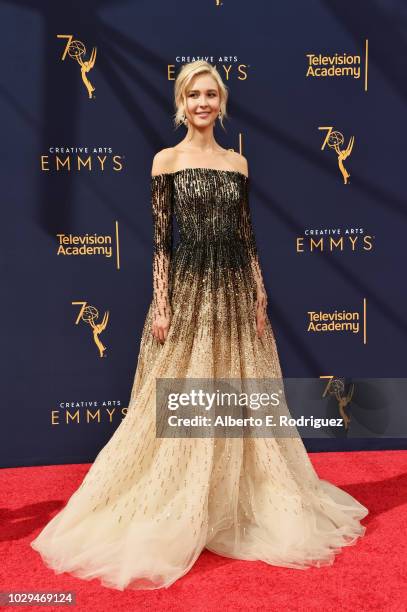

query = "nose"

[{"left": 197, "top": 95, "right": 209, "bottom": 107}]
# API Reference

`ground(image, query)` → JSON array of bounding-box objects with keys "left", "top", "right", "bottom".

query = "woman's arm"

[
  {"left": 151, "top": 151, "right": 174, "bottom": 342},
  {"left": 238, "top": 158, "right": 268, "bottom": 337}
]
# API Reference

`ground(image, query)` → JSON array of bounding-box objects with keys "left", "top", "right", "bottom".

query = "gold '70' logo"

[
  {"left": 319, "top": 126, "right": 355, "bottom": 185},
  {"left": 72, "top": 301, "right": 109, "bottom": 357},
  {"left": 57, "top": 34, "right": 97, "bottom": 99},
  {"left": 321, "top": 375, "right": 354, "bottom": 430}
]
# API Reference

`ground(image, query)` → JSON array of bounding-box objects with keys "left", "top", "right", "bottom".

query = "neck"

[{"left": 182, "top": 124, "right": 218, "bottom": 151}]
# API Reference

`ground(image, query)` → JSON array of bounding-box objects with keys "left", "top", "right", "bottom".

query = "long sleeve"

[
  {"left": 240, "top": 178, "right": 268, "bottom": 314},
  {"left": 151, "top": 173, "right": 173, "bottom": 319}
]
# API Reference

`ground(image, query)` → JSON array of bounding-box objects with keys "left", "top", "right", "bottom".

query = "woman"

[{"left": 30, "top": 60, "right": 368, "bottom": 591}]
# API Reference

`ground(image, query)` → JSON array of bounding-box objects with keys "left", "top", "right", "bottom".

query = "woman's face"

[{"left": 184, "top": 73, "right": 221, "bottom": 127}]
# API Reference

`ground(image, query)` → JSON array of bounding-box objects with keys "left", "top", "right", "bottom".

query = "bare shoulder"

[
  {"left": 151, "top": 147, "right": 176, "bottom": 176},
  {"left": 226, "top": 150, "right": 249, "bottom": 177}
]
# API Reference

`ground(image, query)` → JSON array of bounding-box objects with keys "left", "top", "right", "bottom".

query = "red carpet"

[{"left": 0, "top": 450, "right": 406, "bottom": 611}]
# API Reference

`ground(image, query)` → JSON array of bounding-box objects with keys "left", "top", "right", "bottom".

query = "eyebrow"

[{"left": 187, "top": 88, "right": 218, "bottom": 93}]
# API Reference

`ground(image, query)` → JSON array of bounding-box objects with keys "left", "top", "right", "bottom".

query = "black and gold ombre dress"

[{"left": 30, "top": 168, "right": 368, "bottom": 590}]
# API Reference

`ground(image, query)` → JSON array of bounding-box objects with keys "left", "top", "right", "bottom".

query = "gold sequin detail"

[{"left": 31, "top": 169, "right": 368, "bottom": 589}]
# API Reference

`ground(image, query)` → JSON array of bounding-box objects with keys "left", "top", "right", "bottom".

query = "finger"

[
  {"left": 257, "top": 318, "right": 265, "bottom": 337},
  {"left": 154, "top": 325, "right": 162, "bottom": 343}
]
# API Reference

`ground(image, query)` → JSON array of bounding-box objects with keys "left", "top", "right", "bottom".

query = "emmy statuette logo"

[
  {"left": 57, "top": 35, "right": 97, "bottom": 99},
  {"left": 72, "top": 301, "right": 109, "bottom": 357},
  {"left": 321, "top": 376, "right": 354, "bottom": 430},
  {"left": 319, "top": 126, "right": 355, "bottom": 184}
]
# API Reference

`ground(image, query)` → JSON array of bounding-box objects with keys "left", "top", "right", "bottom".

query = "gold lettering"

[
  {"left": 97, "top": 155, "right": 107, "bottom": 171},
  {"left": 310, "top": 238, "right": 323, "bottom": 251},
  {"left": 113, "top": 155, "right": 123, "bottom": 171},
  {"left": 330, "top": 237, "right": 343, "bottom": 250},
  {"left": 78, "top": 156, "right": 91, "bottom": 170},
  {"left": 168, "top": 64, "right": 175, "bottom": 80},
  {"left": 238, "top": 64, "right": 248, "bottom": 80},
  {"left": 56, "top": 156, "right": 71, "bottom": 171},
  {"left": 66, "top": 410, "right": 80, "bottom": 423}
]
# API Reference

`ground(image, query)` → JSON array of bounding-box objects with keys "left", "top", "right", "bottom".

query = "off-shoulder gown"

[{"left": 30, "top": 167, "right": 368, "bottom": 590}]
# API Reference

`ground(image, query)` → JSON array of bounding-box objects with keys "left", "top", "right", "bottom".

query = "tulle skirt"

[{"left": 30, "top": 250, "right": 368, "bottom": 590}]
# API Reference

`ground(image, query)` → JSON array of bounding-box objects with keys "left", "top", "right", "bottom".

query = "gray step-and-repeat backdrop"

[{"left": 2, "top": 0, "right": 406, "bottom": 467}]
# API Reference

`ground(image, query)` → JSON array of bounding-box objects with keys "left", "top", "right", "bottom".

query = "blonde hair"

[{"left": 173, "top": 60, "right": 228, "bottom": 130}]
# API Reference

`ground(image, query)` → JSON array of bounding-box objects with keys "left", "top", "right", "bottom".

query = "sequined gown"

[{"left": 30, "top": 168, "right": 368, "bottom": 590}]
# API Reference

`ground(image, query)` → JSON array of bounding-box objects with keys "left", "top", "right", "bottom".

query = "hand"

[
  {"left": 152, "top": 307, "right": 172, "bottom": 344},
  {"left": 255, "top": 289, "right": 267, "bottom": 338}
]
